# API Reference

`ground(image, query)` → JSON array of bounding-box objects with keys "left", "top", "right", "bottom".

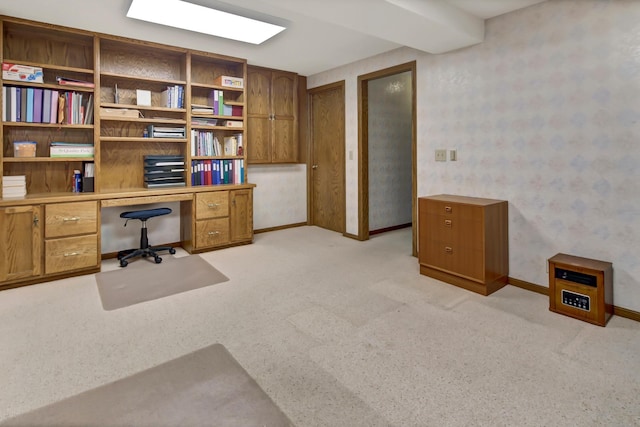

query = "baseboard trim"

[
  {"left": 508, "top": 276, "right": 640, "bottom": 323},
  {"left": 254, "top": 222, "right": 308, "bottom": 234},
  {"left": 370, "top": 223, "right": 412, "bottom": 236}
]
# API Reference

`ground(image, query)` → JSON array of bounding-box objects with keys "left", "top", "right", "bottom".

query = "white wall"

[{"left": 308, "top": 0, "right": 640, "bottom": 312}]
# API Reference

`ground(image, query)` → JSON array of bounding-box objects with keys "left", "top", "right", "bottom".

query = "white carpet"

[{"left": 0, "top": 226, "right": 638, "bottom": 426}]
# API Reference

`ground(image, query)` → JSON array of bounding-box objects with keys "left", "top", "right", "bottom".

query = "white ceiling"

[{"left": 0, "top": 0, "right": 546, "bottom": 76}]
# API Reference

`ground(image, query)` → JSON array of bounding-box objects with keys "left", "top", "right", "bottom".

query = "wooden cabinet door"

[
  {"left": 272, "top": 71, "right": 298, "bottom": 163},
  {"left": 247, "top": 67, "right": 272, "bottom": 163},
  {"left": 0, "top": 205, "right": 42, "bottom": 283},
  {"left": 230, "top": 189, "right": 253, "bottom": 242}
]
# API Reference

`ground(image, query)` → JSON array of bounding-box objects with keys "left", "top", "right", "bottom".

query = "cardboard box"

[
  {"left": 214, "top": 75, "right": 244, "bottom": 89},
  {"left": 13, "top": 141, "right": 37, "bottom": 157},
  {"left": 99, "top": 108, "right": 141, "bottom": 118},
  {"left": 2, "top": 63, "right": 44, "bottom": 83}
]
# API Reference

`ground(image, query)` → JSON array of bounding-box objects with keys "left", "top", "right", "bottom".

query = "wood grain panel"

[
  {"left": 195, "top": 217, "right": 230, "bottom": 248},
  {"left": 45, "top": 201, "right": 97, "bottom": 238},
  {"left": 310, "top": 82, "right": 345, "bottom": 233},
  {"left": 100, "top": 39, "right": 186, "bottom": 81},
  {"left": 45, "top": 234, "right": 98, "bottom": 275},
  {"left": 230, "top": 189, "right": 252, "bottom": 241},
  {"left": 195, "top": 191, "right": 229, "bottom": 219},
  {"left": 0, "top": 205, "right": 41, "bottom": 282},
  {"left": 99, "top": 141, "right": 182, "bottom": 190}
]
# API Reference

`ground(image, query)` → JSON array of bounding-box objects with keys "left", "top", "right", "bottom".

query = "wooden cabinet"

[
  {"left": 182, "top": 188, "right": 253, "bottom": 252},
  {"left": 246, "top": 66, "right": 298, "bottom": 163},
  {"left": 230, "top": 188, "right": 253, "bottom": 241},
  {"left": 419, "top": 195, "right": 509, "bottom": 296},
  {"left": 44, "top": 201, "right": 99, "bottom": 275},
  {"left": 0, "top": 205, "right": 41, "bottom": 285},
  {"left": 0, "top": 15, "right": 255, "bottom": 289}
]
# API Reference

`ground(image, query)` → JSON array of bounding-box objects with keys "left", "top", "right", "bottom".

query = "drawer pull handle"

[
  {"left": 445, "top": 246, "right": 453, "bottom": 254},
  {"left": 63, "top": 217, "right": 80, "bottom": 222},
  {"left": 64, "top": 252, "right": 79, "bottom": 257},
  {"left": 207, "top": 203, "right": 220, "bottom": 208},
  {"left": 444, "top": 219, "right": 452, "bottom": 227},
  {"left": 444, "top": 206, "right": 452, "bottom": 213},
  {"left": 208, "top": 231, "right": 220, "bottom": 236}
]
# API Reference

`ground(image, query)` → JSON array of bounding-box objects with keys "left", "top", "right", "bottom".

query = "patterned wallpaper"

[
  {"left": 308, "top": 0, "right": 640, "bottom": 311},
  {"left": 368, "top": 72, "right": 413, "bottom": 231}
]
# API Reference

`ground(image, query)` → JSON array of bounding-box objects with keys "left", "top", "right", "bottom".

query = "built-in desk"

[{"left": 0, "top": 184, "right": 255, "bottom": 290}]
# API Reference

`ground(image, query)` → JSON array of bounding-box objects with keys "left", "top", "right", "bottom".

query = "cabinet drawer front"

[
  {"left": 46, "top": 201, "right": 98, "bottom": 238},
  {"left": 45, "top": 234, "right": 98, "bottom": 275},
  {"left": 195, "top": 192, "right": 229, "bottom": 219},
  {"left": 195, "top": 218, "right": 230, "bottom": 248},
  {"left": 424, "top": 200, "right": 480, "bottom": 221},
  {"left": 424, "top": 214, "right": 483, "bottom": 250},
  {"left": 423, "top": 242, "right": 484, "bottom": 281}
]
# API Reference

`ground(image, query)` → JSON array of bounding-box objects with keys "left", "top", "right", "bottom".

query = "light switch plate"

[{"left": 449, "top": 150, "right": 457, "bottom": 161}]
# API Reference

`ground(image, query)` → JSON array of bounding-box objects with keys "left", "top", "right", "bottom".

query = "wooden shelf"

[
  {"left": 101, "top": 102, "right": 186, "bottom": 113},
  {"left": 2, "top": 122, "right": 93, "bottom": 129},
  {"left": 191, "top": 82, "right": 244, "bottom": 92},
  {"left": 100, "top": 71, "right": 186, "bottom": 86},
  {"left": 3, "top": 157, "right": 94, "bottom": 163},
  {"left": 100, "top": 137, "right": 187, "bottom": 143}
]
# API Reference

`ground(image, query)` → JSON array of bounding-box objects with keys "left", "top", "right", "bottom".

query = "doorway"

[
  {"left": 308, "top": 81, "right": 346, "bottom": 234},
  {"left": 358, "top": 62, "right": 416, "bottom": 254}
]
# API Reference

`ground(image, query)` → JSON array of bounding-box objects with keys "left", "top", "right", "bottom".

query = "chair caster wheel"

[
  {"left": 155, "top": 257, "right": 162, "bottom": 264},
  {"left": 169, "top": 248, "right": 176, "bottom": 255},
  {"left": 120, "top": 260, "right": 128, "bottom": 267}
]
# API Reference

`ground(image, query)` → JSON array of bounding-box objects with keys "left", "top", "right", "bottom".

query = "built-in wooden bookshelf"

[
  {"left": 0, "top": 15, "right": 254, "bottom": 289},
  {"left": 1, "top": 15, "right": 248, "bottom": 196}
]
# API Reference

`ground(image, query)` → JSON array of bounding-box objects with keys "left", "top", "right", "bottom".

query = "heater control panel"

[{"left": 561, "top": 290, "right": 590, "bottom": 312}]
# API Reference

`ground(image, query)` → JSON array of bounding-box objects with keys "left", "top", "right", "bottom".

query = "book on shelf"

[
  {"left": 191, "top": 104, "right": 214, "bottom": 114},
  {"left": 56, "top": 76, "right": 95, "bottom": 88},
  {"left": 2, "top": 63, "right": 43, "bottom": 83},
  {"left": 160, "top": 85, "right": 184, "bottom": 109},
  {"left": 191, "top": 117, "right": 218, "bottom": 126},
  {"left": 49, "top": 142, "right": 94, "bottom": 158},
  {"left": 146, "top": 124, "right": 186, "bottom": 138},
  {"left": 220, "top": 120, "right": 243, "bottom": 128},
  {"left": 2, "top": 174, "right": 27, "bottom": 198}
]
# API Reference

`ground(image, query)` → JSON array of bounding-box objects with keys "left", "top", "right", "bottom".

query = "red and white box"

[{"left": 2, "top": 63, "right": 44, "bottom": 83}]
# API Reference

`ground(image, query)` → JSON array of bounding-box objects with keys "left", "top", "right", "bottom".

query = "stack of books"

[
  {"left": 146, "top": 125, "right": 186, "bottom": 138},
  {"left": 50, "top": 142, "right": 94, "bottom": 158},
  {"left": 143, "top": 155, "right": 185, "bottom": 188},
  {"left": 2, "top": 175, "right": 26, "bottom": 198}
]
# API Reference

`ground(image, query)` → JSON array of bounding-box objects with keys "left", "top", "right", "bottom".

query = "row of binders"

[
  {"left": 191, "top": 131, "right": 243, "bottom": 157},
  {"left": 209, "top": 89, "right": 242, "bottom": 117},
  {"left": 2, "top": 86, "right": 93, "bottom": 124},
  {"left": 191, "top": 159, "right": 244, "bottom": 186}
]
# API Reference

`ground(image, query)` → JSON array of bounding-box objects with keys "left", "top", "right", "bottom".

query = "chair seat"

[{"left": 120, "top": 207, "right": 172, "bottom": 221}]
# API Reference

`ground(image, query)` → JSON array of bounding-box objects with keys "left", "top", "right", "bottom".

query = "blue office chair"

[{"left": 117, "top": 207, "right": 176, "bottom": 267}]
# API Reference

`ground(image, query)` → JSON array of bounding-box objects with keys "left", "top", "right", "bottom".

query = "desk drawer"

[
  {"left": 195, "top": 218, "right": 230, "bottom": 248},
  {"left": 195, "top": 192, "right": 229, "bottom": 219},
  {"left": 45, "top": 234, "right": 98, "bottom": 274},
  {"left": 422, "top": 241, "right": 484, "bottom": 281},
  {"left": 46, "top": 201, "right": 98, "bottom": 238}
]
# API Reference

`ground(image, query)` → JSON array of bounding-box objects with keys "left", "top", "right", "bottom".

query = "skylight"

[{"left": 126, "top": 0, "right": 286, "bottom": 45}]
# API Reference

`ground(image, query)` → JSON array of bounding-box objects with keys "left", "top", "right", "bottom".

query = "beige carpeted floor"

[{"left": 0, "top": 226, "right": 638, "bottom": 426}]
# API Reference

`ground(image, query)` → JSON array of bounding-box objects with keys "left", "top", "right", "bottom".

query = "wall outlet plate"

[{"left": 435, "top": 149, "right": 447, "bottom": 162}]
